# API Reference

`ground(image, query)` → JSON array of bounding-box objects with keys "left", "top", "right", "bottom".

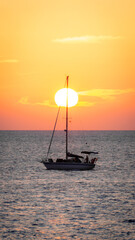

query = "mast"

[{"left": 66, "top": 76, "right": 69, "bottom": 160}]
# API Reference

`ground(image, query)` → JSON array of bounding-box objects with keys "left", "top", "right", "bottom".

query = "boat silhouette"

[{"left": 42, "top": 76, "right": 98, "bottom": 170}]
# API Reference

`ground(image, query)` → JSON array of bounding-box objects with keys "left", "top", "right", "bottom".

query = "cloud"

[
  {"left": 36, "top": 100, "right": 56, "bottom": 107},
  {"left": 53, "top": 35, "right": 121, "bottom": 43},
  {"left": 77, "top": 101, "right": 96, "bottom": 107},
  {"left": 0, "top": 59, "right": 19, "bottom": 63},
  {"left": 78, "top": 88, "right": 135, "bottom": 100},
  {"left": 77, "top": 88, "right": 135, "bottom": 107},
  {"left": 19, "top": 88, "right": 135, "bottom": 108},
  {"left": 19, "top": 97, "right": 30, "bottom": 105},
  {"left": 19, "top": 97, "right": 55, "bottom": 107}
]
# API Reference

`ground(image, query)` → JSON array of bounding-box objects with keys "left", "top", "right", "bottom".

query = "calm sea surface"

[{"left": 0, "top": 131, "right": 135, "bottom": 239}]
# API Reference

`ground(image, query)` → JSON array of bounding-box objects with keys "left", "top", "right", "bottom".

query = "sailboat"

[{"left": 42, "top": 76, "right": 98, "bottom": 170}]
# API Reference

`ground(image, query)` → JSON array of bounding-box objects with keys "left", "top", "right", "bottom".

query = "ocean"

[{"left": 0, "top": 130, "right": 135, "bottom": 239}]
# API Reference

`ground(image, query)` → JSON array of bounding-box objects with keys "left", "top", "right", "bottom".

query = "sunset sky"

[{"left": 0, "top": 0, "right": 135, "bottom": 130}]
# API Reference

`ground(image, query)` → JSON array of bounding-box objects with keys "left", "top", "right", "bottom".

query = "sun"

[{"left": 55, "top": 88, "right": 78, "bottom": 107}]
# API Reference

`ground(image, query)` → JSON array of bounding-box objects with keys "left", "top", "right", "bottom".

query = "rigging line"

[
  {"left": 46, "top": 77, "right": 68, "bottom": 159},
  {"left": 64, "top": 78, "right": 67, "bottom": 88},
  {"left": 46, "top": 106, "right": 61, "bottom": 158}
]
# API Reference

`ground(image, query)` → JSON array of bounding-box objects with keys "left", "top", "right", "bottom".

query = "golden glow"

[
  {"left": 55, "top": 88, "right": 78, "bottom": 107},
  {"left": 0, "top": 0, "right": 135, "bottom": 130}
]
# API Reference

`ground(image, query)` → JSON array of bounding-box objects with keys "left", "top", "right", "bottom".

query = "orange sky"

[{"left": 0, "top": 0, "right": 135, "bottom": 130}]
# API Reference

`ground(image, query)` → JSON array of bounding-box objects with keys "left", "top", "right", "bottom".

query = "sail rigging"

[
  {"left": 47, "top": 76, "right": 69, "bottom": 159},
  {"left": 46, "top": 106, "right": 61, "bottom": 158}
]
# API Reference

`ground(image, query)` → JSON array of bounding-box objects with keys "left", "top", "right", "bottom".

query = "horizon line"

[{"left": 0, "top": 129, "right": 135, "bottom": 131}]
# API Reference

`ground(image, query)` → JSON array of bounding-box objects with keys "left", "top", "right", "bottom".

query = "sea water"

[{"left": 0, "top": 131, "right": 135, "bottom": 239}]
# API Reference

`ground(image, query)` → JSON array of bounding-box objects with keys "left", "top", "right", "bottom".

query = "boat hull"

[{"left": 43, "top": 162, "right": 95, "bottom": 170}]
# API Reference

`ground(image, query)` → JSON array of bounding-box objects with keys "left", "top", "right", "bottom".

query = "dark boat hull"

[{"left": 43, "top": 162, "right": 95, "bottom": 170}]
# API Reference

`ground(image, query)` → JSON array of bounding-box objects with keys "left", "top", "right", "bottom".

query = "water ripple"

[{"left": 0, "top": 130, "right": 135, "bottom": 239}]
